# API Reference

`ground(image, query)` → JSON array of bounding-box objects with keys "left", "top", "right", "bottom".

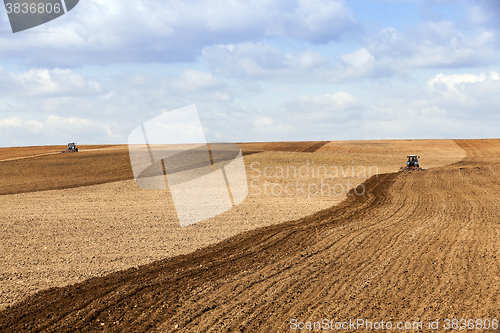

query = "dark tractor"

[
  {"left": 400, "top": 155, "right": 422, "bottom": 171},
  {"left": 62, "top": 142, "right": 78, "bottom": 153}
]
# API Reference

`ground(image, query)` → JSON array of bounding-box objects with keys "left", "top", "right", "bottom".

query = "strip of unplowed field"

[{"left": 1, "top": 139, "right": 498, "bottom": 332}]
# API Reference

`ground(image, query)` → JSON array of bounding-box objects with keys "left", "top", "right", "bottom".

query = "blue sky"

[{"left": 0, "top": 0, "right": 499, "bottom": 147}]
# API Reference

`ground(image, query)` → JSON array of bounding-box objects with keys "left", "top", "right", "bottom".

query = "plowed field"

[
  {"left": 0, "top": 142, "right": 328, "bottom": 196},
  {"left": 1, "top": 139, "right": 498, "bottom": 332}
]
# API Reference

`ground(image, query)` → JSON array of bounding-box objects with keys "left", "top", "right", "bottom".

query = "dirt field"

[
  {"left": 2, "top": 139, "right": 495, "bottom": 332},
  {"left": 0, "top": 145, "right": 117, "bottom": 161},
  {"left": 0, "top": 142, "right": 333, "bottom": 196},
  {"left": 0, "top": 145, "right": 132, "bottom": 196}
]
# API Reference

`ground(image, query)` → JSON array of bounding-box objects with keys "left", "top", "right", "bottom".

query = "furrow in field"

[{"left": 1, "top": 139, "right": 500, "bottom": 332}]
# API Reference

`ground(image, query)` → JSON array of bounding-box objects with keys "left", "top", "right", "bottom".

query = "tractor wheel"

[{"left": 75, "top": 148, "right": 78, "bottom": 152}]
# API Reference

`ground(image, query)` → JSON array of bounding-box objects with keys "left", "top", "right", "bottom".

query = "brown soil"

[
  {"left": 0, "top": 145, "right": 117, "bottom": 161},
  {"left": 0, "top": 146, "right": 132, "bottom": 196},
  {"left": 0, "top": 140, "right": 463, "bottom": 196},
  {"left": 0, "top": 142, "right": 330, "bottom": 196},
  {"left": 316, "top": 139, "right": 466, "bottom": 173},
  {"left": 238, "top": 141, "right": 331, "bottom": 154},
  {"left": 1, "top": 139, "right": 495, "bottom": 332}
]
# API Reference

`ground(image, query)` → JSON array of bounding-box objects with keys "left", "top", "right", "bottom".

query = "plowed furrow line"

[
  {"left": 0, "top": 174, "right": 397, "bottom": 332},
  {"left": 2, "top": 140, "right": 500, "bottom": 332},
  {"left": 167, "top": 174, "right": 445, "bottom": 331}
]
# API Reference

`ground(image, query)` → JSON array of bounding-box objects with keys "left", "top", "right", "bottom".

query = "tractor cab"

[
  {"left": 67, "top": 143, "right": 78, "bottom": 152},
  {"left": 407, "top": 155, "right": 419, "bottom": 168}
]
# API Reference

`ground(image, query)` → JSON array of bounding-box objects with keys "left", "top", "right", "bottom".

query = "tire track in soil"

[
  {"left": 1, "top": 140, "right": 500, "bottom": 332},
  {"left": 0, "top": 152, "right": 61, "bottom": 162}
]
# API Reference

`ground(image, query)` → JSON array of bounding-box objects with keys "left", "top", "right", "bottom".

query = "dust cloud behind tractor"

[
  {"left": 128, "top": 105, "right": 248, "bottom": 227},
  {"left": 4, "top": 0, "right": 79, "bottom": 33}
]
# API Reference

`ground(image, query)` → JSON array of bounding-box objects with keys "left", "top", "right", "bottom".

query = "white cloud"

[
  {"left": 367, "top": 21, "right": 498, "bottom": 70},
  {"left": 341, "top": 48, "right": 374, "bottom": 68},
  {"left": 228, "top": 92, "right": 366, "bottom": 141},
  {"left": 427, "top": 72, "right": 491, "bottom": 92},
  {"left": 0, "top": 66, "right": 245, "bottom": 146},
  {"left": 424, "top": 71, "right": 500, "bottom": 119},
  {"left": 203, "top": 14, "right": 500, "bottom": 83},
  {"left": 173, "top": 70, "right": 226, "bottom": 92},
  {"left": 1, "top": 0, "right": 499, "bottom": 146},
  {"left": 213, "top": 70, "right": 500, "bottom": 141},
  {"left": 253, "top": 115, "right": 274, "bottom": 127},
  {"left": 336, "top": 48, "right": 390, "bottom": 80},
  {"left": 0, "top": 115, "right": 118, "bottom": 147},
  {"left": 1, "top": 67, "right": 500, "bottom": 146},
  {"left": 203, "top": 42, "right": 331, "bottom": 80},
  {"left": 465, "top": 1, "right": 500, "bottom": 29},
  {"left": 0, "top": 117, "right": 23, "bottom": 128},
  {"left": 290, "top": 92, "right": 359, "bottom": 112},
  {"left": 263, "top": 0, "right": 358, "bottom": 42},
  {"left": 0, "top": 67, "right": 102, "bottom": 98},
  {"left": 346, "top": 70, "right": 500, "bottom": 140},
  {"left": 0, "top": 0, "right": 358, "bottom": 67},
  {"left": 319, "top": 18, "right": 500, "bottom": 81}
]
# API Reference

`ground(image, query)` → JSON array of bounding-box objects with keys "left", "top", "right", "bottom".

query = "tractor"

[
  {"left": 62, "top": 142, "right": 78, "bottom": 153},
  {"left": 400, "top": 155, "right": 422, "bottom": 171}
]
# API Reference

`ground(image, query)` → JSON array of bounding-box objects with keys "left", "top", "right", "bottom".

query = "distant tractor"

[
  {"left": 62, "top": 142, "right": 78, "bottom": 153},
  {"left": 400, "top": 155, "right": 422, "bottom": 171}
]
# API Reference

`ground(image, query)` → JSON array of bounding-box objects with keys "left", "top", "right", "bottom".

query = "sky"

[{"left": 0, "top": 0, "right": 499, "bottom": 147}]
